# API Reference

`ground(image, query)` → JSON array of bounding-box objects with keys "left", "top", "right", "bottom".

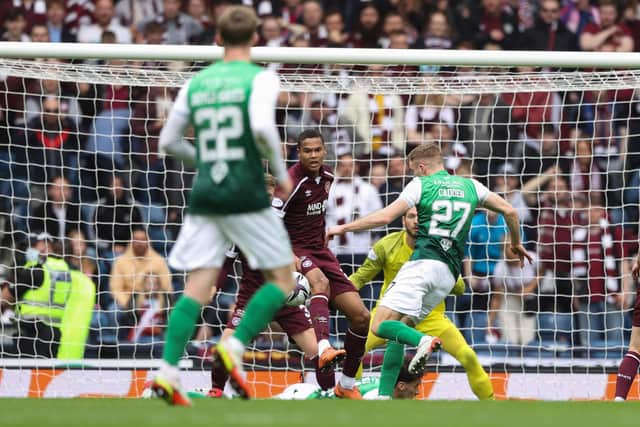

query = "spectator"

[
  {"left": 458, "top": 208, "right": 508, "bottom": 344},
  {"left": 414, "top": 10, "right": 455, "bottom": 50},
  {"left": 536, "top": 173, "right": 579, "bottom": 344},
  {"left": 45, "top": 0, "right": 76, "bottom": 43},
  {"left": 2, "top": 8, "right": 30, "bottom": 42},
  {"left": 186, "top": 0, "right": 214, "bottom": 30},
  {"left": 405, "top": 93, "right": 456, "bottom": 146},
  {"left": 281, "top": 0, "right": 303, "bottom": 25},
  {"left": 516, "top": 124, "right": 562, "bottom": 182},
  {"left": 461, "top": 0, "right": 520, "bottom": 50},
  {"left": 352, "top": 2, "right": 381, "bottom": 48},
  {"left": 29, "top": 22, "right": 48, "bottom": 42},
  {"left": 301, "top": 0, "right": 327, "bottom": 47},
  {"left": 377, "top": 155, "right": 407, "bottom": 232},
  {"left": 573, "top": 200, "right": 625, "bottom": 350},
  {"left": 115, "top": 0, "right": 163, "bottom": 29},
  {"left": 342, "top": 65, "right": 405, "bottom": 156},
  {"left": 488, "top": 240, "right": 539, "bottom": 345},
  {"left": 259, "top": 15, "right": 286, "bottom": 47},
  {"left": 570, "top": 137, "right": 603, "bottom": 201},
  {"left": 1, "top": 234, "right": 94, "bottom": 359},
  {"left": 379, "top": 11, "right": 405, "bottom": 48},
  {"left": 127, "top": 272, "right": 170, "bottom": 343},
  {"left": 560, "top": 0, "right": 599, "bottom": 36},
  {"left": 580, "top": 0, "right": 633, "bottom": 52},
  {"left": 299, "top": 95, "right": 362, "bottom": 164},
  {"left": 109, "top": 228, "right": 172, "bottom": 339},
  {"left": 62, "top": 0, "right": 94, "bottom": 35},
  {"left": 29, "top": 175, "right": 83, "bottom": 243},
  {"left": 94, "top": 174, "right": 144, "bottom": 256},
  {"left": 457, "top": 93, "right": 513, "bottom": 176},
  {"left": 368, "top": 163, "right": 386, "bottom": 192},
  {"left": 0, "top": 1, "right": 46, "bottom": 31},
  {"left": 324, "top": 9, "right": 349, "bottom": 47},
  {"left": 326, "top": 152, "right": 382, "bottom": 270},
  {"left": 65, "top": 228, "right": 98, "bottom": 280},
  {"left": 77, "top": 0, "right": 132, "bottom": 44},
  {"left": 137, "top": 0, "right": 203, "bottom": 45},
  {"left": 24, "top": 76, "right": 82, "bottom": 127},
  {"left": 520, "top": 0, "right": 579, "bottom": 51},
  {"left": 17, "top": 97, "right": 81, "bottom": 185},
  {"left": 502, "top": 73, "right": 558, "bottom": 142}
]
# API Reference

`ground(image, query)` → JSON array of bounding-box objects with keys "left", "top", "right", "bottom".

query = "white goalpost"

[{"left": 1, "top": 43, "right": 640, "bottom": 400}]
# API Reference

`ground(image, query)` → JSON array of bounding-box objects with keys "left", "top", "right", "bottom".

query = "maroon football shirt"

[{"left": 273, "top": 162, "right": 334, "bottom": 250}]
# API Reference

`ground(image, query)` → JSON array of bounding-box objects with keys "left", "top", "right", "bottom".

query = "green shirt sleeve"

[{"left": 349, "top": 243, "right": 385, "bottom": 291}]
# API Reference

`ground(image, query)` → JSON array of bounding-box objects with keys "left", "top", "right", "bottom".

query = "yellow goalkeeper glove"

[{"left": 450, "top": 276, "right": 466, "bottom": 296}]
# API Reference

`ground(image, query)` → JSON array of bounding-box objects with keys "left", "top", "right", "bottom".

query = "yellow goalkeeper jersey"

[{"left": 349, "top": 230, "right": 445, "bottom": 315}]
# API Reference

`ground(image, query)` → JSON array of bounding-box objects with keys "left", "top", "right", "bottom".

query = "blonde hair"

[
  {"left": 217, "top": 5, "right": 258, "bottom": 47},
  {"left": 407, "top": 142, "right": 442, "bottom": 164}
]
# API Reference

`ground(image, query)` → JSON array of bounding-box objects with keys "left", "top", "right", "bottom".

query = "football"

[{"left": 286, "top": 272, "right": 311, "bottom": 306}]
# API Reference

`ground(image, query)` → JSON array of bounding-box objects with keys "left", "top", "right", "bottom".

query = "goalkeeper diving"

[{"left": 350, "top": 207, "right": 493, "bottom": 400}]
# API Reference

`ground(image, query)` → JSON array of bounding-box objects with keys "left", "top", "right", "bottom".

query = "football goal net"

[{"left": 0, "top": 43, "right": 639, "bottom": 400}]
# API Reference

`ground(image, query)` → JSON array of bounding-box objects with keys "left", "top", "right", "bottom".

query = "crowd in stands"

[{"left": 1, "top": 0, "right": 640, "bottom": 361}]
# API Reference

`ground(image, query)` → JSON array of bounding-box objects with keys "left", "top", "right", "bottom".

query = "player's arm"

[
  {"left": 249, "top": 70, "right": 292, "bottom": 196},
  {"left": 477, "top": 180, "right": 532, "bottom": 266},
  {"left": 158, "top": 82, "right": 197, "bottom": 167},
  {"left": 327, "top": 197, "right": 408, "bottom": 240},
  {"left": 349, "top": 243, "right": 385, "bottom": 290}
]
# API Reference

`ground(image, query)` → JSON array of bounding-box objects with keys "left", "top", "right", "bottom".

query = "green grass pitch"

[{"left": 1, "top": 399, "right": 638, "bottom": 427}]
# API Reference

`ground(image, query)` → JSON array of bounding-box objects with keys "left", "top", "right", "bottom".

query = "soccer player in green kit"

[
  {"left": 327, "top": 143, "right": 531, "bottom": 393},
  {"left": 151, "top": 5, "right": 297, "bottom": 405}
]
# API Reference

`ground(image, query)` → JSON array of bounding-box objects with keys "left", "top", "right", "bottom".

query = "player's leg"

[
  {"left": 301, "top": 260, "right": 345, "bottom": 368},
  {"left": 213, "top": 209, "right": 296, "bottom": 398},
  {"left": 210, "top": 327, "right": 234, "bottom": 397},
  {"left": 153, "top": 215, "right": 226, "bottom": 406},
  {"left": 436, "top": 320, "right": 494, "bottom": 400},
  {"left": 615, "top": 323, "right": 640, "bottom": 400},
  {"left": 332, "top": 290, "right": 370, "bottom": 398},
  {"left": 279, "top": 305, "right": 336, "bottom": 390},
  {"left": 356, "top": 306, "right": 386, "bottom": 379},
  {"left": 289, "top": 328, "right": 335, "bottom": 390},
  {"left": 377, "top": 341, "right": 405, "bottom": 398}
]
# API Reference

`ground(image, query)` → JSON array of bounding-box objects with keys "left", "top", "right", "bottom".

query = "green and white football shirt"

[{"left": 399, "top": 170, "right": 490, "bottom": 277}]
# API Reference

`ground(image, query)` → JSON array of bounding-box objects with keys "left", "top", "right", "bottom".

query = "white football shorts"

[
  {"left": 379, "top": 259, "right": 456, "bottom": 325},
  {"left": 169, "top": 209, "right": 293, "bottom": 271}
]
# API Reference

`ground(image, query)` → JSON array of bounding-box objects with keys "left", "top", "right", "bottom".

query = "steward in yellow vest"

[{"left": 1, "top": 257, "right": 95, "bottom": 359}]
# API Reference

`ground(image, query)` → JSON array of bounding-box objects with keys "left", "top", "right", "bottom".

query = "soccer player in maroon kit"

[
  {"left": 615, "top": 251, "right": 640, "bottom": 400},
  {"left": 273, "top": 129, "right": 371, "bottom": 399},
  {"left": 208, "top": 174, "right": 341, "bottom": 396}
]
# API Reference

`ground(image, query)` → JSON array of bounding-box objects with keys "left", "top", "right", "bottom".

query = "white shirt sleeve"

[
  {"left": 249, "top": 70, "right": 287, "bottom": 183},
  {"left": 398, "top": 177, "right": 422, "bottom": 208},
  {"left": 158, "top": 82, "right": 196, "bottom": 166},
  {"left": 471, "top": 178, "right": 491, "bottom": 205}
]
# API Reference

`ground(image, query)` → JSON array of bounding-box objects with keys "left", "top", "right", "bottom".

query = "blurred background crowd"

[{"left": 1, "top": 0, "right": 640, "bottom": 363}]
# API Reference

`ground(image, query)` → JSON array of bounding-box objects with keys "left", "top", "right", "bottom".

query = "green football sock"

[
  {"left": 379, "top": 342, "right": 404, "bottom": 397},
  {"left": 162, "top": 296, "right": 202, "bottom": 366},
  {"left": 376, "top": 320, "right": 424, "bottom": 347},
  {"left": 233, "top": 282, "right": 287, "bottom": 345}
]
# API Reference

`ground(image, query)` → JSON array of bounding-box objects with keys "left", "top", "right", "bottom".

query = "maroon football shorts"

[
  {"left": 227, "top": 282, "right": 312, "bottom": 337},
  {"left": 295, "top": 246, "right": 357, "bottom": 300}
]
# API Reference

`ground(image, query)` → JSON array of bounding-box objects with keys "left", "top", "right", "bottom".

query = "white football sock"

[
  {"left": 318, "top": 339, "right": 331, "bottom": 358},
  {"left": 339, "top": 375, "right": 355, "bottom": 390}
]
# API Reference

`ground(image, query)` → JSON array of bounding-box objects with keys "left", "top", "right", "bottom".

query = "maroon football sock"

[
  {"left": 313, "top": 357, "right": 336, "bottom": 390},
  {"left": 342, "top": 328, "right": 367, "bottom": 378},
  {"left": 309, "top": 294, "right": 331, "bottom": 342},
  {"left": 211, "top": 358, "right": 229, "bottom": 390},
  {"left": 616, "top": 350, "right": 640, "bottom": 399}
]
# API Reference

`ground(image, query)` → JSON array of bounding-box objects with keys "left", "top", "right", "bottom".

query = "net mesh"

[{"left": 0, "top": 57, "right": 637, "bottom": 398}]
